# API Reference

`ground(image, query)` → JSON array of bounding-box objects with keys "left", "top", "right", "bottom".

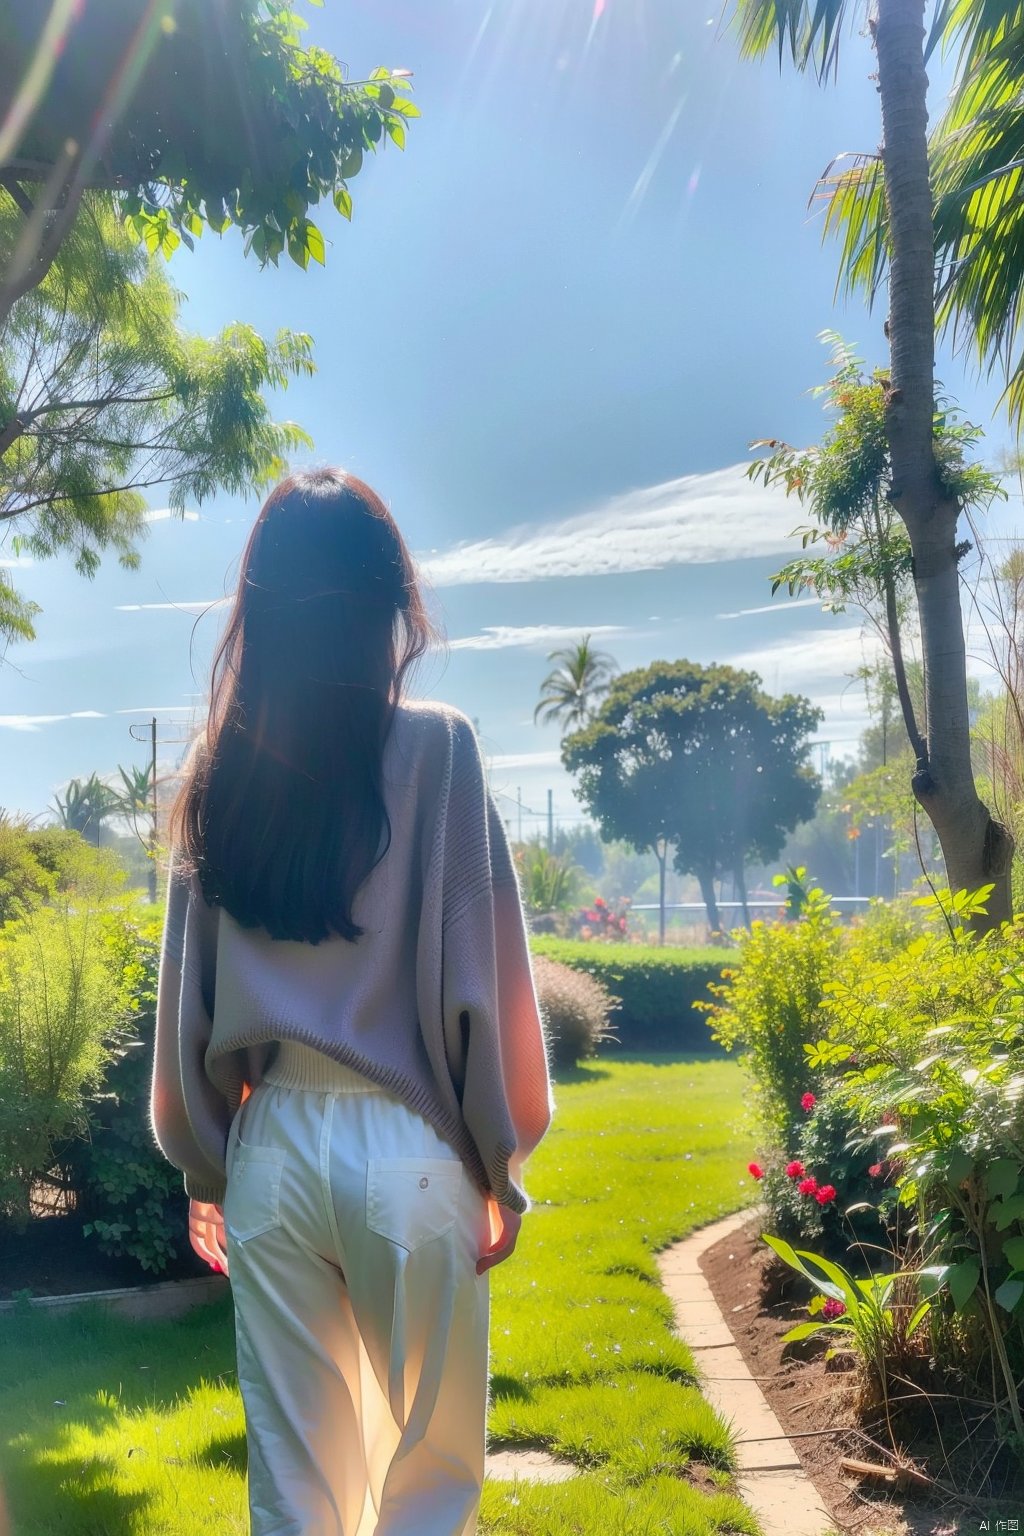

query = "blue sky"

[{"left": 2, "top": 0, "right": 1022, "bottom": 838}]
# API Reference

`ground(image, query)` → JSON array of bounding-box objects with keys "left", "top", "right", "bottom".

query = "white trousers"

[{"left": 223, "top": 1042, "right": 491, "bottom": 1536}]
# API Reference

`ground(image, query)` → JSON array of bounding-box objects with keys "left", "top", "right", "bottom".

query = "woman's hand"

[
  {"left": 189, "top": 1199, "right": 229, "bottom": 1276},
  {"left": 476, "top": 1199, "right": 522, "bottom": 1276}
]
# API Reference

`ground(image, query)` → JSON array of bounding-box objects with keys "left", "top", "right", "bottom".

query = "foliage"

[
  {"left": 0, "top": 197, "right": 314, "bottom": 642},
  {"left": 513, "top": 842, "right": 582, "bottom": 915},
  {"left": 755, "top": 1086, "right": 900, "bottom": 1253},
  {"left": 0, "top": 820, "right": 125, "bottom": 924},
  {"left": 531, "top": 938, "right": 731, "bottom": 1052},
  {"left": 762, "top": 1233, "right": 943, "bottom": 1407},
  {"left": 0, "top": 2, "right": 417, "bottom": 295},
  {"left": 0, "top": 898, "right": 139, "bottom": 1229},
  {"left": 570, "top": 894, "right": 631, "bottom": 942},
  {"left": 531, "top": 955, "right": 617, "bottom": 1067},
  {"left": 534, "top": 633, "right": 618, "bottom": 733},
  {"left": 65, "top": 925, "right": 188, "bottom": 1274},
  {"left": 563, "top": 660, "right": 822, "bottom": 929},
  {"left": 52, "top": 773, "right": 120, "bottom": 841},
  {"left": 701, "top": 874, "right": 842, "bottom": 1145}
]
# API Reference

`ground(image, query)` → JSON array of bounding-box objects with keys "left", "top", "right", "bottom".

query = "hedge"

[{"left": 529, "top": 938, "right": 734, "bottom": 1053}]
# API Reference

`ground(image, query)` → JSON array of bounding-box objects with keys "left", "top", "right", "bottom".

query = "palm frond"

[{"left": 732, "top": 0, "right": 857, "bottom": 82}]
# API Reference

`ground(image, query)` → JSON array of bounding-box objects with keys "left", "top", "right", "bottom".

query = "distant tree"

[
  {"left": 534, "top": 635, "right": 618, "bottom": 733},
  {"left": 563, "top": 661, "right": 822, "bottom": 938},
  {"left": 52, "top": 775, "right": 120, "bottom": 846}
]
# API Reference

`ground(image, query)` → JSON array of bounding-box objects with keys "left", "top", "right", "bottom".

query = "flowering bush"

[{"left": 570, "top": 894, "right": 631, "bottom": 942}]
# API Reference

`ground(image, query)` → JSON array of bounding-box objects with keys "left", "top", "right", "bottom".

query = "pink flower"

[
  {"left": 594, "top": 897, "right": 606, "bottom": 908},
  {"left": 747, "top": 1162, "right": 765, "bottom": 1181},
  {"left": 586, "top": 911, "right": 598, "bottom": 923},
  {"left": 801, "top": 1092, "right": 817, "bottom": 1112},
  {"left": 785, "top": 1160, "right": 805, "bottom": 1179},
  {"left": 868, "top": 1163, "right": 883, "bottom": 1179},
  {"left": 821, "top": 1298, "right": 846, "bottom": 1321},
  {"left": 815, "top": 1184, "right": 837, "bottom": 1205},
  {"left": 797, "top": 1177, "right": 818, "bottom": 1197},
  {"left": 618, "top": 917, "right": 627, "bottom": 931}
]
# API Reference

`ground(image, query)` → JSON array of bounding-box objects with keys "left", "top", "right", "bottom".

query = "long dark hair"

[{"left": 170, "top": 469, "right": 435, "bottom": 943}]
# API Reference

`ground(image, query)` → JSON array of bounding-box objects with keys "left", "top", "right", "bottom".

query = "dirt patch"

[
  {"left": 699, "top": 1222, "right": 1011, "bottom": 1536},
  {"left": 0, "top": 1213, "right": 210, "bottom": 1299}
]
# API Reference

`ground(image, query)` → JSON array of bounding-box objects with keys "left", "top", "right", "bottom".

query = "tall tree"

[
  {"left": 563, "top": 661, "right": 822, "bottom": 937},
  {"left": 729, "top": 0, "right": 1015, "bottom": 926},
  {"left": 0, "top": 199, "right": 312, "bottom": 645},
  {"left": 0, "top": 0, "right": 417, "bottom": 322},
  {"left": 534, "top": 635, "right": 618, "bottom": 733}
]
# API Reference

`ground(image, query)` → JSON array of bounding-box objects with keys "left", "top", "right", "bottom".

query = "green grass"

[{"left": 0, "top": 1056, "right": 759, "bottom": 1535}]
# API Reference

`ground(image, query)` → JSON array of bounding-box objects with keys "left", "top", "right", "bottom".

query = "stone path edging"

[
  {"left": 0, "top": 1273, "right": 228, "bottom": 1322},
  {"left": 658, "top": 1209, "right": 833, "bottom": 1536}
]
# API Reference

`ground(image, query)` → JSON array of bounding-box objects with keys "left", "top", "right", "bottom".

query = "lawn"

[{"left": 0, "top": 1056, "right": 759, "bottom": 1535}]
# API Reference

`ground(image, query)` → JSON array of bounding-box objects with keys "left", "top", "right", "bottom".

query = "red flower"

[
  {"left": 747, "top": 1162, "right": 765, "bottom": 1181},
  {"left": 785, "top": 1160, "right": 805, "bottom": 1179},
  {"left": 868, "top": 1163, "right": 883, "bottom": 1179},
  {"left": 797, "top": 1177, "right": 818, "bottom": 1197},
  {"left": 801, "top": 1092, "right": 817, "bottom": 1112},
  {"left": 821, "top": 1298, "right": 846, "bottom": 1321},
  {"left": 595, "top": 897, "right": 606, "bottom": 908},
  {"left": 815, "top": 1184, "right": 837, "bottom": 1205},
  {"left": 585, "top": 911, "right": 598, "bottom": 923}
]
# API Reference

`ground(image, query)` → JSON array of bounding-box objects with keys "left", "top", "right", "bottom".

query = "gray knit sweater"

[{"left": 150, "top": 702, "right": 553, "bottom": 1211}]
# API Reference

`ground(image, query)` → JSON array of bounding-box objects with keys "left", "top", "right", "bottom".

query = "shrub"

[
  {"left": 0, "top": 820, "right": 125, "bottom": 925},
  {"left": 514, "top": 843, "right": 582, "bottom": 916},
  {"left": 531, "top": 938, "right": 731, "bottom": 1052},
  {"left": 569, "top": 894, "right": 631, "bottom": 942},
  {"left": 532, "top": 954, "right": 616, "bottom": 1067},
  {"left": 0, "top": 899, "right": 137, "bottom": 1228},
  {"left": 701, "top": 877, "right": 842, "bottom": 1144}
]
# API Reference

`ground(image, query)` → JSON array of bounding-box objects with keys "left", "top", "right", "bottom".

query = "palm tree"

[
  {"left": 534, "top": 635, "right": 618, "bottom": 734},
  {"left": 52, "top": 774, "right": 118, "bottom": 845},
  {"left": 729, "top": 0, "right": 1014, "bottom": 926}
]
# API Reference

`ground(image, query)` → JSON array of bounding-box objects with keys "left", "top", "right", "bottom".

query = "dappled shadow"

[
  {"left": 553, "top": 1061, "right": 612, "bottom": 1085},
  {"left": 488, "top": 1373, "right": 534, "bottom": 1404},
  {"left": 606, "top": 1050, "right": 729, "bottom": 1067},
  {"left": 4, "top": 1444, "right": 153, "bottom": 1535},
  {"left": 195, "top": 1430, "right": 248, "bottom": 1473}
]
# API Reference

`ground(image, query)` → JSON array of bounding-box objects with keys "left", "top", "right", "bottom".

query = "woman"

[{"left": 151, "top": 468, "right": 553, "bottom": 1536}]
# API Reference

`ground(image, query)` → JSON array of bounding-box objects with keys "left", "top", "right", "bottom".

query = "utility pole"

[
  {"left": 547, "top": 788, "right": 554, "bottom": 851},
  {"left": 130, "top": 715, "right": 191, "bottom": 905}
]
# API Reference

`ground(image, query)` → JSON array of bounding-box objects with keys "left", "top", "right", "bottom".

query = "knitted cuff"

[{"left": 184, "top": 1177, "right": 227, "bottom": 1206}]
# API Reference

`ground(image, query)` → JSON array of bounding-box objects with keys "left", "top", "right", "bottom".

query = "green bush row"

[{"left": 529, "top": 938, "right": 732, "bottom": 1052}]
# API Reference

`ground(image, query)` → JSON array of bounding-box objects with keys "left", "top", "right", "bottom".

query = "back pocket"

[
  {"left": 225, "top": 1144, "right": 287, "bottom": 1244},
  {"left": 366, "top": 1158, "right": 464, "bottom": 1252}
]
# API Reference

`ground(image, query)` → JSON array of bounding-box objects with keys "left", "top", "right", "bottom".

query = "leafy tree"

[
  {"left": 728, "top": 0, "right": 1016, "bottom": 927},
  {"left": 0, "top": 198, "right": 312, "bottom": 643},
  {"left": 0, "top": 0, "right": 417, "bottom": 321},
  {"left": 563, "top": 661, "right": 822, "bottom": 938},
  {"left": 534, "top": 634, "right": 618, "bottom": 733}
]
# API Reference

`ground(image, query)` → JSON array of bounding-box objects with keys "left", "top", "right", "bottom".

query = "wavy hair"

[{"left": 170, "top": 469, "right": 435, "bottom": 943}]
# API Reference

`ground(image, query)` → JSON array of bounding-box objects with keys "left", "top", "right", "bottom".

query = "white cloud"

[
  {"left": 450, "top": 624, "right": 625, "bottom": 652},
  {"left": 114, "top": 704, "right": 198, "bottom": 717},
  {"left": 717, "top": 596, "right": 828, "bottom": 620},
  {"left": 728, "top": 626, "right": 883, "bottom": 694},
  {"left": 0, "top": 710, "right": 105, "bottom": 732},
  {"left": 117, "top": 599, "right": 228, "bottom": 613},
  {"left": 418, "top": 464, "right": 797, "bottom": 586},
  {"left": 144, "top": 508, "right": 200, "bottom": 524},
  {"left": 487, "top": 750, "right": 563, "bottom": 771},
  {"left": 0, "top": 555, "right": 33, "bottom": 568}
]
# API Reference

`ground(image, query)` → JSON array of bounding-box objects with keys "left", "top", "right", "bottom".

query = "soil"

[
  {"left": 0, "top": 1213, "right": 211, "bottom": 1299},
  {"left": 699, "top": 1223, "right": 1019, "bottom": 1536}
]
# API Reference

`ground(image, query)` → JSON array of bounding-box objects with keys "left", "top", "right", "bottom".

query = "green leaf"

[
  {"left": 948, "top": 1257, "right": 981, "bottom": 1312},
  {"left": 946, "top": 1147, "right": 974, "bottom": 1189},
  {"left": 1002, "top": 1237, "right": 1024, "bottom": 1271},
  {"left": 386, "top": 118, "right": 407, "bottom": 150},
  {"left": 304, "top": 221, "right": 326, "bottom": 266},
  {"left": 992, "top": 1194, "right": 1024, "bottom": 1232},
  {"left": 994, "top": 1277, "right": 1024, "bottom": 1313},
  {"left": 781, "top": 1320, "right": 842, "bottom": 1343},
  {"left": 987, "top": 1160, "right": 1020, "bottom": 1202},
  {"left": 333, "top": 186, "right": 353, "bottom": 222}
]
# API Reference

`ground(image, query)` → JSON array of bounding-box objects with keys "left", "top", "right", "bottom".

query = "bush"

[
  {"left": 532, "top": 954, "right": 616, "bottom": 1067},
  {"left": 531, "top": 938, "right": 732, "bottom": 1052},
  {"left": 700, "top": 878, "right": 841, "bottom": 1144},
  {"left": 0, "top": 819, "right": 125, "bottom": 925},
  {"left": 0, "top": 899, "right": 138, "bottom": 1228}
]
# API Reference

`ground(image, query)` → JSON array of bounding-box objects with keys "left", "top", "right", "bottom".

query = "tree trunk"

[
  {"left": 874, "top": 0, "right": 1013, "bottom": 927},
  {"left": 655, "top": 840, "right": 667, "bottom": 946},
  {"left": 735, "top": 861, "right": 751, "bottom": 929},
  {"left": 697, "top": 868, "right": 722, "bottom": 935}
]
